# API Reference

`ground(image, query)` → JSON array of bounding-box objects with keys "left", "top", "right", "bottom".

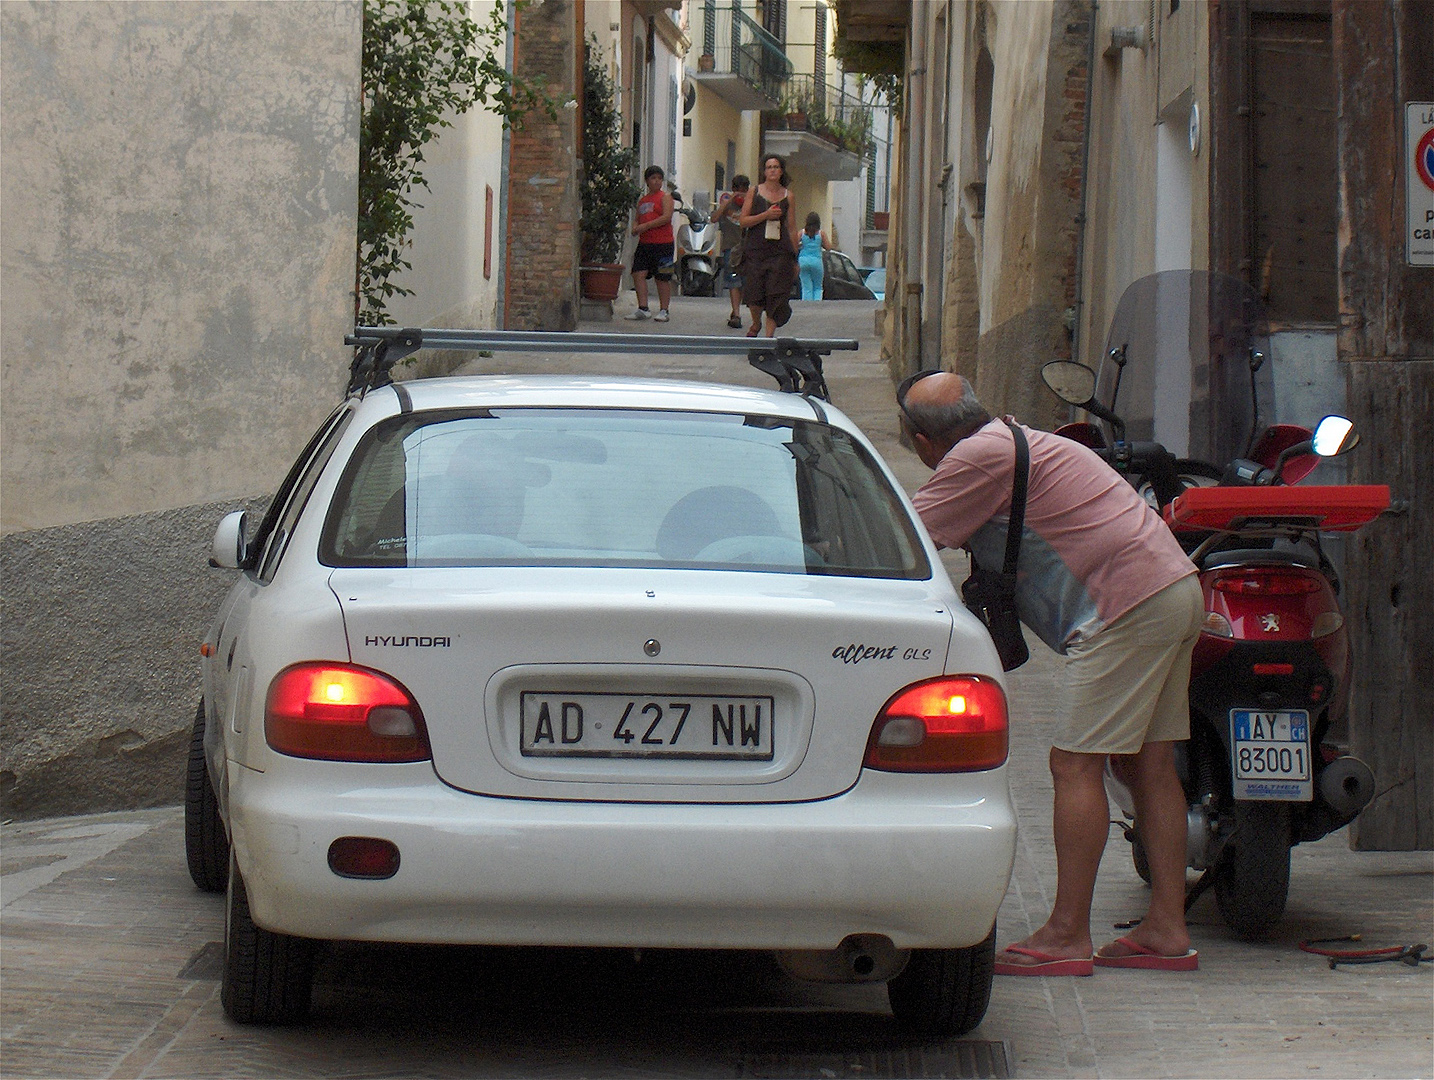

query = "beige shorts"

[{"left": 1054, "top": 574, "right": 1204, "bottom": 755}]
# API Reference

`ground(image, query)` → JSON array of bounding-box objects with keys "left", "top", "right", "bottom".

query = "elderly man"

[{"left": 898, "top": 370, "right": 1203, "bottom": 974}]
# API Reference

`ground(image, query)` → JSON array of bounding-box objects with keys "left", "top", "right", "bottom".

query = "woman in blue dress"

[{"left": 797, "top": 212, "right": 831, "bottom": 301}]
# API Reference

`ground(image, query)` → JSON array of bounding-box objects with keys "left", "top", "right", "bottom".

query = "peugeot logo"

[{"left": 1260, "top": 613, "right": 1280, "bottom": 633}]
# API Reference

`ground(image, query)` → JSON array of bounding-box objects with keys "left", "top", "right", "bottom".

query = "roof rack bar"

[
  {"left": 346, "top": 326, "right": 859, "bottom": 357},
  {"left": 345, "top": 327, "right": 853, "bottom": 401}
]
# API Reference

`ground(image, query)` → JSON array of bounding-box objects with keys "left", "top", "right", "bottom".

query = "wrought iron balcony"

[
  {"left": 763, "top": 74, "right": 875, "bottom": 182},
  {"left": 692, "top": 2, "right": 792, "bottom": 113}
]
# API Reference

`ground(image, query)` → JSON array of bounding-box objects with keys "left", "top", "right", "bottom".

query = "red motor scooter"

[{"left": 1040, "top": 271, "right": 1389, "bottom": 939}]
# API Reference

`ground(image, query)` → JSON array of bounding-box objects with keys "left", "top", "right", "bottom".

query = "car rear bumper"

[{"left": 228, "top": 762, "right": 1016, "bottom": 950}]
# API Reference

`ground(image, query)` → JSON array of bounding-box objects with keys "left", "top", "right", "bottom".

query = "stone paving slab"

[{"left": 3, "top": 297, "right": 1431, "bottom": 1078}]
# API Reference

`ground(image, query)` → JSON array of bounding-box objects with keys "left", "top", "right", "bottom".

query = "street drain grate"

[
  {"left": 738, "top": 1040, "right": 1011, "bottom": 1079},
  {"left": 177, "top": 941, "right": 225, "bottom": 981}
]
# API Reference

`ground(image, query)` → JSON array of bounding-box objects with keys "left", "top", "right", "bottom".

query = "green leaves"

[
  {"left": 579, "top": 37, "right": 641, "bottom": 265},
  {"left": 357, "top": 0, "right": 560, "bottom": 324}
]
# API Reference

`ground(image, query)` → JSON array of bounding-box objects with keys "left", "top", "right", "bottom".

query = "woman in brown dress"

[{"left": 738, "top": 155, "right": 799, "bottom": 337}]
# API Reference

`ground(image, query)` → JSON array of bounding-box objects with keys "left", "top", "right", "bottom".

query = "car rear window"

[{"left": 320, "top": 408, "right": 929, "bottom": 579}]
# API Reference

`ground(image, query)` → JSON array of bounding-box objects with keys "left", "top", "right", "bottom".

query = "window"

[
  {"left": 322, "top": 408, "right": 929, "bottom": 579},
  {"left": 252, "top": 406, "right": 354, "bottom": 582}
]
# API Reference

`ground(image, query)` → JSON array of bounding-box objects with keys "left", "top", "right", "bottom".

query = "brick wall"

[{"left": 506, "top": 0, "right": 580, "bottom": 330}]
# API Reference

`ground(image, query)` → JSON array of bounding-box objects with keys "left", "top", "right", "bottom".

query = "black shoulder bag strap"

[{"left": 1001, "top": 419, "right": 1030, "bottom": 575}]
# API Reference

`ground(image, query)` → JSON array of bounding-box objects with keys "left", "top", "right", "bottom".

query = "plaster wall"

[
  {"left": 828, "top": 176, "right": 861, "bottom": 257},
  {"left": 1, "top": 1, "right": 359, "bottom": 533},
  {"left": 1080, "top": 0, "right": 1161, "bottom": 363},
  {"left": 386, "top": 1, "right": 508, "bottom": 333},
  {"left": 684, "top": 83, "right": 743, "bottom": 201},
  {"left": 0, "top": 0, "right": 361, "bottom": 818},
  {"left": 980, "top": 1, "right": 1053, "bottom": 330}
]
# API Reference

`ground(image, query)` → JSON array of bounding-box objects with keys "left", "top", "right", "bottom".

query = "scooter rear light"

[
  {"left": 265, "top": 662, "right": 430, "bottom": 762},
  {"left": 1252, "top": 663, "right": 1295, "bottom": 675},
  {"left": 1212, "top": 568, "right": 1322, "bottom": 596},
  {"left": 864, "top": 676, "right": 1008, "bottom": 772},
  {"left": 1202, "top": 611, "right": 1234, "bottom": 637}
]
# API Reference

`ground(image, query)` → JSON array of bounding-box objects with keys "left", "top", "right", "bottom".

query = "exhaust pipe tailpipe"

[
  {"left": 775, "top": 934, "right": 909, "bottom": 984},
  {"left": 1319, "top": 755, "right": 1375, "bottom": 819}
]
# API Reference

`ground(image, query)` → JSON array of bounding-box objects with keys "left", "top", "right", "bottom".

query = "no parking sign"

[{"left": 1410, "top": 103, "right": 1434, "bottom": 266}]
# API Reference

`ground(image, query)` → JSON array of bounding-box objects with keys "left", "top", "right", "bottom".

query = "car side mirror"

[
  {"left": 1041, "top": 360, "right": 1099, "bottom": 407},
  {"left": 210, "top": 511, "right": 249, "bottom": 569}
]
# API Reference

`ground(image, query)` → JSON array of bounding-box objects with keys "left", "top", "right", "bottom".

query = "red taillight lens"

[
  {"left": 328, "top": 836, "right": 401, "bottom": 879},
  {"left": 1252, "top": 662, "right": 1295, "bottom": 675},
  {"left": 265, "top": 663, "right": 429, "bottom": 762},
  {"left": 1212, "top": 568, "right": 1322, "bottom": 596},
  {"left": 864, "top": 676, "right": 1009, "bottom": 772}
]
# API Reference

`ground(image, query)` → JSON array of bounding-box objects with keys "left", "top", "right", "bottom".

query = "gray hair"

[{"left": 904, "top": 375, "right": 991, "bottom": 439}]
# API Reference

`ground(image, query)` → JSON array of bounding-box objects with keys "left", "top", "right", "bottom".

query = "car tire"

[
  {"left": 184, "top": 700, "right": 229, "bottom": 893},
  {"left": 887, "top": 924, "right": 996, "bottom": 1039},
  {"left": 221, "top": 853, "right": 316, "bottom": 1024}
]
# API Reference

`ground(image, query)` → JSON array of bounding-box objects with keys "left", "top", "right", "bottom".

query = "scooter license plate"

[{"left": 1230, "top": 709, "right": 1313, "bottom": 802}]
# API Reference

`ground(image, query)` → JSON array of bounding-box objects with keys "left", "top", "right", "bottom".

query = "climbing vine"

[{"left": 357, "top": 0, "right": 559, "bottom": 325}]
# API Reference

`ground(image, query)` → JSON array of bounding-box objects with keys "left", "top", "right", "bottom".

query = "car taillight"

[
  {"left": 265, "top": 663, "right": 429, "bottom": 762},
  {"left": 1212, "top": 568, "right": 1322, "bottom": 595},
  {"left": 863, "top": 676, "right": 1008, "bottom": 773}
]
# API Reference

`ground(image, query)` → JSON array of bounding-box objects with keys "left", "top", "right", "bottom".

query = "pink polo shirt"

[{"left": 912, "top": 419, "right": 1196, "bottom": 652}]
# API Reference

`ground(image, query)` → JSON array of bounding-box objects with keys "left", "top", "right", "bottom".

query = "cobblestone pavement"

[{"left": 3, "top": 297, "right": 1430, "bottom": 1079}]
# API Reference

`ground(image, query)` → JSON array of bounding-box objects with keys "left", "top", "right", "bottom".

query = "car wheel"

[
  {"left": 184, "top": 700, "right": 229, "bottom": 893},
  {"left": 887, "top": 924, "right": 996, "bottom": 1039},
  {"left": 221, "top": 853, "right": 316, "bottom": 1024}
]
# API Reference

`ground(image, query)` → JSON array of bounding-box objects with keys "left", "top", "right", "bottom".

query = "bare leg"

[
  {"left": 1107, "top": 741, "right": 1191, "bottom": 957},
  {"left": 655, "top": 277, "right": 672, "bottom": 313},
  {"left": 729, "top": 286, "right": 742, "bottom": 319},
  {"left": 747, "top": 304, "right": 763, "bottom": 335},
  {"left": 633, "top": 271, "right": 649, "bottom": 310},
  {"left": 999, "top": 747, "right": 1108, "bottom": 963}
]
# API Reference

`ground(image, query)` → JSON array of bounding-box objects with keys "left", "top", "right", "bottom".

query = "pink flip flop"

[
  {"left": 993, "top": 946, "right": 1095, "bottom": 977},
  {"left": 1094, "top": 936, "right": 1200, "bottom": 971}
]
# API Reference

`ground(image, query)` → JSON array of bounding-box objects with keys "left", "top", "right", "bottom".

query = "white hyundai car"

[{"left": 188, "top": 333, "right": 1016, "bottom": 1033}]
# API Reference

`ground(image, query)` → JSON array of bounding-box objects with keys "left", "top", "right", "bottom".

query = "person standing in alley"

[
  {"left": 713, "top": 175, "right": 751, "bottom": 329},
  {"left": 627, "top": 165, "right": 675, "bottom": 322},
  {"left": 797, "top": 212, "right": 831, "bottom": 301},
  {"left": 737, "top": 155, "right": 798, "bottom": 337}
]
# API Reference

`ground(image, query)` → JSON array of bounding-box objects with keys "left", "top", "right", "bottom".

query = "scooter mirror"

[
  {"left": 1312, "top": 415, "right": 1358, "bottom": 457},
  {"left": 1041, "top": 360, "right": 1098, "bottom": 407}
]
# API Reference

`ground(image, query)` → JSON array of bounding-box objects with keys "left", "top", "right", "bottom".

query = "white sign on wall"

[{"left": 1409, "top": 102, "right": 1434, "bottom": 267}]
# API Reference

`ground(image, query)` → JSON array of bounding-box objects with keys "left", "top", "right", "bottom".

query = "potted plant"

[
  {"left": 782, "top": 86, "right": 812, "bottom": 131},
  {"left": 698, "top": 53, "right": 715, "bottom": 72},
  {"left": 580, "top": 37, "right": 642, "bottom": 301}
]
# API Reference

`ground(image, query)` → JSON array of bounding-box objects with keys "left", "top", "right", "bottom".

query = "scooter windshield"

[{"left": 1097, "top": 271, "right": 1273, "bottom": 467}]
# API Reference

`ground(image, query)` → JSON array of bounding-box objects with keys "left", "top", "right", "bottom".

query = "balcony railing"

[
  {"left": 766, "top": 73, "right": 875, "bottom": 159},
  {"left": 696, "top": 2, "right": 791, "bottom": 111}
]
